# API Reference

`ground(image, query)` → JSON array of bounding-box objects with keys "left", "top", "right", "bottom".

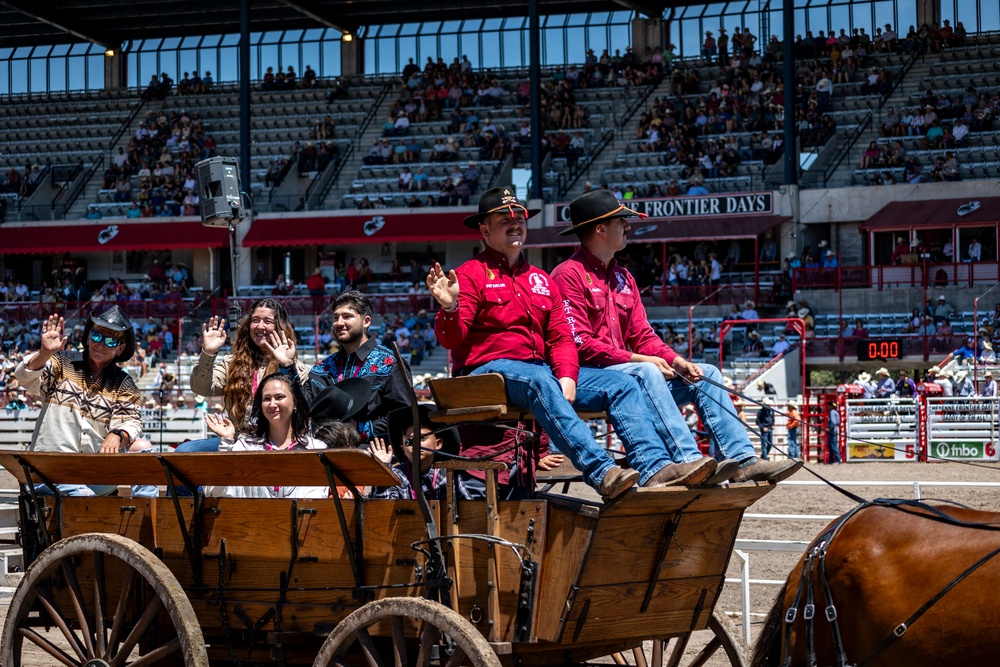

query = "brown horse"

[{"left": 752, "top": 499, "right": 1000, "bottom": 667}]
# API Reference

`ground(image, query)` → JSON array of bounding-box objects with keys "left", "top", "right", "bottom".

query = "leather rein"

[{"left": 781, "top": 498, "right": 1000, "bottom": 667}]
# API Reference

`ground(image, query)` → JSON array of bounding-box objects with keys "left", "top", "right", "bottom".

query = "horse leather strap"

[{"left": 854, "top": 540, "right": 1000, "bottom": 667}]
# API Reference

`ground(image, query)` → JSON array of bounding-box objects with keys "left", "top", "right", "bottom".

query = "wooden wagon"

[{"left": 0, "top": 376, "right": 777, "bottom": 667}]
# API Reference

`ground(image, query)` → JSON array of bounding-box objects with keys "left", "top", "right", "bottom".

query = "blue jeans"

[
  {"left": 759, "top": 428, "right": 773, "bottom": 460},
  {"left": 171, "top": 437, "right": 222, "bottom": 495},
  {"left": 470, "top": 361, "right": 671, "bottom": 489},
  {"left": 174, "top": 436, "right": 221, "bottom": 452},
  {"left": 787, "top": 427, "right": 800, "bottom": 459},
  {"left": 609, "top": 362, "right": 756, "bottom": 464},
  {"left": 827, "top": 431, "right": 842, "bottom": 463},
  {"left": 34, "top": 484, "right": 116, "bottom": 497}
]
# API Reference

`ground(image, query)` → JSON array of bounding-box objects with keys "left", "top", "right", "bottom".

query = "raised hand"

[
  {"left": 426, "top": 262, "right": 460, "bottom": 311},
  {"left": 39, "top": 314, "right": 66, "bottom": 355},
  {"left": 201, "top": 316, "right": 228, "bottom": 355},
  {"left": 204, "top": 413, "right": 236, "bottom": 440},
  {"left": 262, "top": 330, "right": 297, "bottom": 367},
  {"left": 369, "top": 437, "right": 394, "bottom": 465}
]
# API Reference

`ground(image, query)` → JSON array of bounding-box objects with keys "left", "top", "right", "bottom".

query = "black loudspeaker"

[{"left": 195, "top": 156, "right": 247, "bottom": 227}]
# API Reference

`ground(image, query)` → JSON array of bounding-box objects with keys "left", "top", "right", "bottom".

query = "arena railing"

[{"left": 792, "top": 260, "right": 1000, "bottom": 292}]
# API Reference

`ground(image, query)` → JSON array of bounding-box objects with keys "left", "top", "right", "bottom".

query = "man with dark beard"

[{"left": 308, "top": 290, "right": 412, "bottom": 441}]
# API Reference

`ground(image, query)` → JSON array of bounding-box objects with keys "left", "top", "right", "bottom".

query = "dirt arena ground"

[{"left": 3, "top": 460, "right": 1000, "bottom": 664}]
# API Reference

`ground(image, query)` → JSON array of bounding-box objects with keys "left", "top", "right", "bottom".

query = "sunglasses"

[
  {"left": 90, "top": 330, "right": 122, "bottom": 348},
  {"left": 402, "top": 431, "right": 435, "bottom": 447}
]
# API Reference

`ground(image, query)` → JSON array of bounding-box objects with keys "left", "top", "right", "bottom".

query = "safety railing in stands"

[
  {"left": 821, "top": 111, "right": 871, "bottom": 187},
  {"left": 107, "top": 94, "right": 148, "bottom": 164},
  {"left": 791, "top": 260, "right": 1000, "bottom": 292},
  {"left": 309, "top": 142, "right": 354, "bottom": 210},
  {"left": 557, "top": 128, "right": 615, "bottom": 198},
  {"left": 0, "top": 297, "right": 203, "bottom": 325},
  {"left": 877, "top": 48, "right": 920, "bottom": 120},
  {"left": 52, "top": 153, "right": 104, "bottom": 220},
  {"left": 211, "top": 293, "right": 437, "bottom": 319}
]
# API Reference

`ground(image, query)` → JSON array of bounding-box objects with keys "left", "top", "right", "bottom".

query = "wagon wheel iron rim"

[
  {"left": 313, "top": 598, "right": 502, "bottom": 667},
  {"left": 0, "top": 532, "right": 208, "bottom": 667},
  {"left": 608, "top": 612, "right": 749, "bottom": 667}
]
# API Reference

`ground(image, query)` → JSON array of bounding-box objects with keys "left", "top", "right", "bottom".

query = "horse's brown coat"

[{"left": 753, "top": 504, "right": 1000, "bottom": 666}]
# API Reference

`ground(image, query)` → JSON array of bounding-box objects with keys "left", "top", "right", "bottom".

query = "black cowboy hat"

[
  {"left": 386, "top": 403, "right": 460, "bottom": 455},
  {"left": 560, "top": 189, "right": 643, "bottom": 236},
  {"left": 461, "top": 185, "right": 541, "bottom": 229},
  {"left": 310, "top": 377, "right": 372, "bottom": 423},
  {"left": 83, "top": 305, "right": 136, "bottom": 362}
]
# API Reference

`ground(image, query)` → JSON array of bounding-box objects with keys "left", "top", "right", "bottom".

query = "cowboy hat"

[
  {"left": 797, "top": 308, "right": 810, "bottom": 318},
  {"left": 744, "top": 300, "right": 755, "bottom": 309},
  {"left": 928, "top": 366, "right": 940, "bottom": 374},
  {"left": 310, "top": 377, "right": 372, "bottom": 423},
  {"left": 83, "top": 305, "right": 136, "bottom": 362},
  {"left": 857, "top": 372, "right": 872, "bottom": 382},
  {"left": 723, "top": 376, "right": 734, "bottom": 388},
  {"left": 385, "top": 403, "right": 460, "bottom": 455},
  {"left": 875, "top": 367, "right": 890, "bottom": 376},
  {"left": 560, "top": 189, "right": 642, "bottom": 236},
  {"left": 985, "top": 370, "right": 994, "bottom": 377},
  {"left": 955, "top": 370, "right": 969, "bottom": 380},
  {"left": 461, "top": 186, "right": 540, "bottom": 229}
]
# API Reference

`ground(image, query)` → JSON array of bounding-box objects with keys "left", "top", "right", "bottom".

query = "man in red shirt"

[
  {"left": 428, "top": 187, "right": 716, "bottom": 501},
  {"left": 551, "top": 190, "right": 802, "bottom": 483}
]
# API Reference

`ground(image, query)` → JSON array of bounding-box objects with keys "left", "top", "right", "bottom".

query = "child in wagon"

[{"left": 368, "top": 404, "right": 470, "bottom": 500}]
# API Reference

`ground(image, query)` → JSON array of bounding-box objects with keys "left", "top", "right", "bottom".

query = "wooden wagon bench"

[{"left": 0, "top": 440, "right": 774, "bottom": 667}]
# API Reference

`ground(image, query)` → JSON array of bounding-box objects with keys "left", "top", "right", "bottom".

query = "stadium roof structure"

[{"left": 0, "top": 0, "right": 677, "bottom": 49}]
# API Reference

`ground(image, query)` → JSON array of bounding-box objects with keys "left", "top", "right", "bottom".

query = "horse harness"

[{"left": 781, "top": 498, "right": 1000, "bottom": 667}]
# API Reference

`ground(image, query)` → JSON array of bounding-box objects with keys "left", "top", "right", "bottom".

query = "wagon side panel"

[
  {"left": 447, "top": 500, "right": 547, "bottom": 643},
  {"left": 531, "top": 499, "right": 597, "bottom": 643}
]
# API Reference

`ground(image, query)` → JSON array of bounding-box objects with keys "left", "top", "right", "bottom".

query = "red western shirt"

[
  {"left": 551, "top": 245, "right": 679, "bottom": 367},
  {"left": 434, "top": 248, "right": 579, "bottom": 381}
]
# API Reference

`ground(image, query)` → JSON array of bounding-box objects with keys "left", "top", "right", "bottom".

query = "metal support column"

[
  {"left": 782, "top": 0, "right": 797, "bottom": 185},
  {"left": 529, "top": 0, "right": 542, "bottom": 199},
  {"left": 239, "top": 0, "right": 252, "bottom": 204}
]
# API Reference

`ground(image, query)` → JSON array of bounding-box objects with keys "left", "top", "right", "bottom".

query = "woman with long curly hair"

[{"left": 178, "top": 298, "right": 309, "bottom": 452}]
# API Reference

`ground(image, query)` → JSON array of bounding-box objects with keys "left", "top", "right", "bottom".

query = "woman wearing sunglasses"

[
  {"left": 14, "top": 306, "right": 142, "bottom": 496},
  {"left": 180, "top": 297, "right": 310, "bottom": 452}
]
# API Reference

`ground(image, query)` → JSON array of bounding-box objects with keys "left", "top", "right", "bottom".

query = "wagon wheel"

[
  {"left": 313, "top": 598, "right": 501, "bottom": 667},
  {"left": 1, "top": 533, "right": 208, "bottom": 667},
  {"left": 610, "top": 612, "right": 748, "bottom": 667}
]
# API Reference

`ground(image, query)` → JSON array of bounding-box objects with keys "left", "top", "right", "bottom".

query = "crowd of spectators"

[
  {"left": 260, "top": 65, "right": 319, "bottom": 91},
  {"left": 1, "top": 163, "right": 45, "bottom": 201},
  {"left": 96, "top": 108, "right": 214, "bottom": 218}
]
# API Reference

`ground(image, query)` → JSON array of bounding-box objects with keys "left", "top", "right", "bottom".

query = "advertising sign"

[
  {"left": 847, "top": 441, "right": 916, "bottom": 461},
  {"left": 929, "top": 440, "right": 998, "bottom": 461}
]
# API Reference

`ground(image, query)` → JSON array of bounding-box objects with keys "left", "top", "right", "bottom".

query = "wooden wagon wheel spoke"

[
  {"left": 16, "top": 627, "right": 79, "bottom": 667},
  {"left": 33, "top": 585, "right": 88, "bottom": 662},
  {"left": 108, "top": 595, "right": 164, "bottom": 667},
  {"left": 121, "top": 637, "right": 182, "bottom": 667},
  {"left": 650, "top": 639, "right": 665, "bottom": 667},
  {"left": 314, "top": 598, "right": 501, "bottom": 667},
  {"left": 686, "top": 637, "right": 722, "bottom": 667},
  {"left": 416, "top": 622, "right": 440, "bottom": 667},
  {"left": 391, "top": 616, "right": 409, "bottom": 667},
  {"left": 59, "top": 554, "right": 96, "bottom": 659},
  {"left": 442, "top": 645, "right": 467, "bottom": 667},
  {"left": 105, "top": 566, "right": 137, "bottom": 659},
  {"left": 356, "top": 627, "right": 387, "bottom": 667},
  {"left": 92, "top": 551, "right": 108, "bottom": 659},
  {"left": 1, "top": 533, "right": 208, "bottom": 667},
  {"left": 665, "top": 634, "right": 691, "bottom": 667},
  {"left": 632, "top": 643, "right": 649, "bottom": 667}
]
